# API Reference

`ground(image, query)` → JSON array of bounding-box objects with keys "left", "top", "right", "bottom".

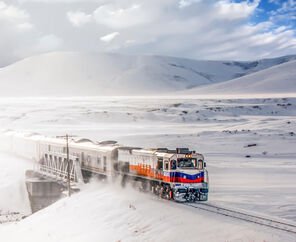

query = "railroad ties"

[{"left": 187, "top": 203, "right": 296, "bottom": 235}]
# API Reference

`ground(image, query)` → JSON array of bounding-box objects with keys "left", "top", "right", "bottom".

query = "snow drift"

[
  {"left": 0, "top": 52, "right": 295, "bottom": 96},
  {"left": 0, "top": 153, "right": 31, "bottom": 216},
  {"left": 1, "top": 182, "right": 295, "bottom": 242}
]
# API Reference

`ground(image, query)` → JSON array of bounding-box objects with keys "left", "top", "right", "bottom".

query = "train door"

[
  {"left": 170, "top": 159, "right": 177, "bottom": 170},
  {"left": 81, "top": 152, "right": 85, "bottom": 166},
  {"left": 97, "top": 156, "right": 101, "bottom": 170},
  {"left": 103, "top": 156, "right": 107, "bottom": 172},
  {"left": 157, "top": 157, "right": 163, "bottom": 170},
  {"left": 157, "top": 157, "right": 163, "bottom": 179},
  {"left": 164, "top": 160, "right": 169, "bottom": 170}
]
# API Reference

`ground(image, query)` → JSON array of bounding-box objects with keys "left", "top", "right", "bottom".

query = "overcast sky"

[{"left": 0, "top": 0, "right": 296, "bottom": 66}]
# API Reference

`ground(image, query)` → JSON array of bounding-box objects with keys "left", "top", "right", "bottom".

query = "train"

[{"left": 0, "top": 130, "right": 209, "bottom": 202}]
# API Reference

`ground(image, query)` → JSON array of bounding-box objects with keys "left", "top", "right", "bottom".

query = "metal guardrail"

[{"left": 34, "top": 152, "right": 84, "bottom": 185}]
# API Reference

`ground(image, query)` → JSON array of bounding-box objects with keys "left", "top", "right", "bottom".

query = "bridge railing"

[{"left": 35, "top": 152, "right": 84, "bottom": 185}]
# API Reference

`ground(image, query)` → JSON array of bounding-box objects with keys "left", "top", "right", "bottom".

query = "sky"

[{"left": 0, "top": 0, "right": 295, "bottom": 66}]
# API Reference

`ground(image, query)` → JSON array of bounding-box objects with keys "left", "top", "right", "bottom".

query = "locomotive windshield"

[{"left": 177, "top": 158, "right": 197, "bottom": 168}]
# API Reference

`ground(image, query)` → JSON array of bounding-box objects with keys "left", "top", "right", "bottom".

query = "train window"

[
  {"left": 198, "top": 160, "right": 203, "bottom": 170},
  {"left": 164, "top": 160, "right": 169, "bottom": 170},
  {"left": 157, "top": 158, "right": 163, "bottom": 170},
  {"left": 48, "top": 145, "right": 51, "bottom": 152},
  {"left": 177, "top": 158, "right": 197, "bottom": 168},
  {"left": 171, "top": 160, "right": 177, "bottom": 170}
]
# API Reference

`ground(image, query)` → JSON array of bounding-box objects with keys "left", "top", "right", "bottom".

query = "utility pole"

[{"left": 57, "top": 134, "right": 77, "bottom": 197}]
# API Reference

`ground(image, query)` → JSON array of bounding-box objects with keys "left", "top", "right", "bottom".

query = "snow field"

[
  {"left": 0, "top": 153, "right": 32, "bottom": 217},
  {"left": 0, "top": 96, "right": 295, "bottom": 241},
  {"left": 1, "top": 181, "right": 295, "bottom": 242}
]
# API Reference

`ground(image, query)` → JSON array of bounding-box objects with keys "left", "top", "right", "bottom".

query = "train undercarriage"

[
  {"left": 82, "top": 168, "right": 208, "bottom": 202},
  {"left": 121, "top": 173, "right": 208, "bottom": 202}
]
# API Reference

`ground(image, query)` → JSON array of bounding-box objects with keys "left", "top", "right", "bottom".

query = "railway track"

[{"left": 186, "top": 202, "right": 296, "bottom": 235}]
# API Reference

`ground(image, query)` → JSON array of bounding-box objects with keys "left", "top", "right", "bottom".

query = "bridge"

[
  {"left": 37, "top": 151, "right": 84, "bottom": 185},
  {"left": 26, "top": 151, "right": 84, "bottom": 213}
]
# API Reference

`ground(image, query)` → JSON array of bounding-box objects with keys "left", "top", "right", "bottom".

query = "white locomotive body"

[{"left": 0, "top": 130, "right": 209, "bottom": 202}]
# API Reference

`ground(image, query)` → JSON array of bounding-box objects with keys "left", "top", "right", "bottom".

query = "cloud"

[
  {"left": 0, "top": 1, "right": 32, "bottom": 29},
  {"left": 268, "top": 0, "right": 281, "bottom": 5},
  {"left": 0, "top": 1, "right": 34, "bottom": 66},
  {"left": 271, "top": 0, "right": 296, "bottom": 15},
  {"left": 90, "top": 0, "right": 295, "bottom": 60},
  {"left": 178, "top": 0, "right": 202, "bottom": 8},
  {"left": 1, "top": 0, "right": 296, "bottom": 65},
  {"left": 0, "top": 1, "right": 64, "bottom": 66},
  {"left": 100, "top": 32, "right": 119, "bottom": 42},
  {"left": 67, "top": 10, "right": 92, "bottom": 27},
  {"left": 93, "top": 3, "right": 151, "bottom": 29},
  {"left": 214, "top": 0, "right": 260, "bottom": 20},
  {"left": 37, "top": 34, "right": 63, "bottom": 51},
  {"left": 17, "top": 0, "right": 102, "bottom": 2}
]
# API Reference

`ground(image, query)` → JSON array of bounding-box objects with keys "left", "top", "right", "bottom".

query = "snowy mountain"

[
  {"left": 184, "top": 60, "right": 296, "bottom": 95},
  {"left": 0, "top": 52, "right": 295, "bottom": 96}
]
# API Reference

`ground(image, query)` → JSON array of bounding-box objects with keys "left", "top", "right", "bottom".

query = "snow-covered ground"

[
  {"left": 0, "top": 153, "right": 31, "bottom": 217},
  {"left": 185, "top": 60, "right": 296, "bottom": 95},
  {"left": 1, "top": 182, "right": 296, "bottom": 242},
  {"left": 0, "top": 52, "right": 295, "bottom": 96},
  {"left": 0, "top": 96, "right": 295, "bottom": 241}
]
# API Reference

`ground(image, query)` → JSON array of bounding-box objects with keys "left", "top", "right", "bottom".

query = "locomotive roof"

[{"left": 7, "top": 131, "right": 119, "bottom": 152}]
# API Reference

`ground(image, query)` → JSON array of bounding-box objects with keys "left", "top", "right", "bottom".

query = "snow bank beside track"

[
  {"left": 1, "top": 182, "right": 295, "bottom": 242},
  {"left": 0, "top": 153, "right": 31, "bottom": 217}
]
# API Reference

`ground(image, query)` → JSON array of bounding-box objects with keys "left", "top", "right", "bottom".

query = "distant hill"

[
  {"left": 0, "top": 51, "right": 295, "bottom": 96},
  {"left": 183, "top": 60, "right": 296, "bottom": 95}
]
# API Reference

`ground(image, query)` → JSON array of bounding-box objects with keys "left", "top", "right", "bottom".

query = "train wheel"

[
  {"left": 141, "top": 180, "right": 148, "bottom": 192},
  {"left": 121, "top": 174, "right": 127, "bottom": 187}
]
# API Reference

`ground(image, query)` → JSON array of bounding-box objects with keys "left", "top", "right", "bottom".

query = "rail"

[{"left": 185, "top": 202, "right": 296, "bottom": 235}]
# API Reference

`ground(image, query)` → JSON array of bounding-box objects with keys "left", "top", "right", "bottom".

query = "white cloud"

[
  {"left": 0, "top": 1, "right": 32, "bottom": 29},
  {"left": 17, "top": 22, "right": 33, "bottom": 31},
  {"left": 178, "top": 0, "right": 202, "bottom": 8},
  {"left": 100, "top": 32, "right": 119, "bottom": 42},
  {"left": 37, "top": 34, "right": 63, "bottom": 51},
  {"left": 93, "top": 3, "right": 151, "bottom": 29},
  {"left": 17, "top": 0, "right": 102, "bottom": 2},
  {"left": 274, "top": 26, "right": 288, "bottom": 33},
  {"left": 268, "top": 0, "right": 281, "bottom": 4},
  {"left": 1, "top": 0, "right": 296, "bottom": 65},
  {"left": 67, "top": 10, "right": 92, "bottom": 27},
  {"left": 280, "top": 0, "right": 296, "bottom": 12},
  {"left": 0, "top": 1, "right": 65, "bottom": 66},
  {"left": 0, "top": 1, "right": 35, "bottom": 66},
  {"left": 215, "top": 0, "right": 260, "bottom": 20}
]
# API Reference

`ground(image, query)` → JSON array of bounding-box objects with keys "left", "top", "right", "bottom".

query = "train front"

[{"left": 170, "top": 148, "right": 209, "bottom": 202}]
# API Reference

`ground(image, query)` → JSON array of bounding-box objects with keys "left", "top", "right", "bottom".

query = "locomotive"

[{"left": 0, "top": 130, "right": 209, "bottom": 202}]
